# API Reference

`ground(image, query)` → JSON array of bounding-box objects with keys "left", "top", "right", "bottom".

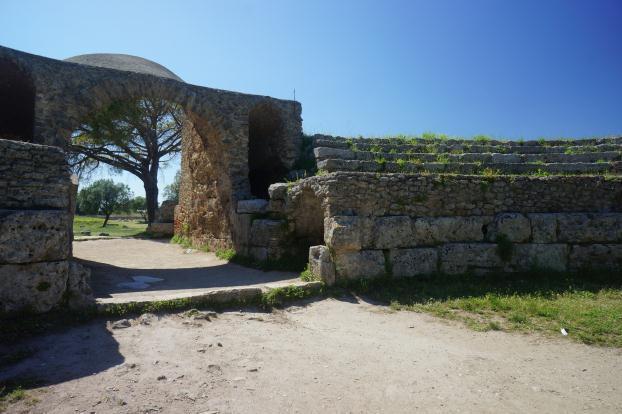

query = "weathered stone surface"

[
  {"left": 268, "top": 183, "right": 289, "bottom": 201},
  {"left": 508, "top": 244, "right": 568, "bottom": 272},
  {"left": 528, "top": 213, "right": 558, "bottom": 243},
  {"left": 288, "top": 173, "right": 622, "bottom": 218},
  {"left": 249, "top": 247, "right": 268, "bottom": 262},
  {"left": 66, "top": 261, "right": 94, "bottom": 309},
  {"left": 0, "top": 139, "right": 70, "bottom": 210},
  {"left": 157, "top": 200, "right": 176, "bottom": 222},
  {"left": 250, "top": 219, "right": 287, "bottom": 246},
  {"left": 487, "top": 213, "right": 531, "bottom": 243},
  {"left": 309, "top": 245, "right": 335, "bottom": 285},
  {"left": 374, "top": 216, "right": 413, "bottom": 248},
  {"left": 414, "top": 216, "right": 490, "bottom": 245},
  {"left": 439, "top": 243, "right": 503, "bottom": 275},
  {"left": 0, "top": 261, "right": 69, "bottom": 313},
  {"left": 334, "top": 250, "right": 385, "bottom": 280},
  {"left": 0, "top": 209, "right": 70, "bottom": 264},
  {"left": 313, "top": 147, "right": 354, "bottom": 160},
  {"left": 389, "top": 248, "right": 437, "bottom": 277},
  {"left": 147, "top": 222, "right": 174, "bottom": 237},
  {"left": 557, "top": 213, "right": 622, "bottom": 243},
  {"left": 237, "top": 199, "right": 268, "bottom": 214},
  {"left": 324, "top": 216, "right": 373, "bottom": 251},
  {"left": 569, "top": 244, "right": 622, "bottom": 271}
]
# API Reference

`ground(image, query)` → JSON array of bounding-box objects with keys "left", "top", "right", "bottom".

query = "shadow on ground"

[
  {"left": 80, "top": 258, "right": 298, "bottom": 299},
  {"left": 0, "top": 320, "right": 123, "bottom": 390}
]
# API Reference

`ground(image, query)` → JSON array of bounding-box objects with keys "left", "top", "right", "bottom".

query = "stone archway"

[{"left": 0, "top": 58, "right": 35, "bottom": 141}]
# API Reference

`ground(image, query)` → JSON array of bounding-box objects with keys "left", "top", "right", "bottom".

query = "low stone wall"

[
  {"left": 310, "top": 212, "right": 622, "bottom": 282},
  {"left": 289, "top": 172, "right": 622, "bottom": 218},
  {"left": 271, "top": 172, "right": 622, "bottom": 283},
  {"left": 0, "top": 139, "right": 92, "bottom": 314}
]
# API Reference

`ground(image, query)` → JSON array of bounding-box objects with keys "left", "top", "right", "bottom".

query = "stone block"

[
  {"left": 0, "top": 209, "right": 70, "bottom": 264},
  {"left": 249, "top": 247, "right": 268, "bottom": 262},
  {"left": 487, "top": 213, "right": 531, "bottom": 243},
  {"left": 557, "top": 213, "right": 622, "bottom": 243},
  {"left": 374, "top": 216, "right": 413, "bottom": 248},
  {"left": 147, "top": 222, "right": 174, "bottom": 237},
  {"left": 0, "top": 260, "right": 69, "bottom": 313},
  {"left": 308, "top": 245, "right": 336, "bottom": 285},
  {"left": 268, "top": 183, "right": 289, "bottom": 201},
  {"left": 439, "top": 243, "right": 503, "bottom": 275},
  {"left": 324, "top": 216, "right": 373, "bottom": 251},
  {"left": 508, "top": 244, "right": 568, "bottom": 272},
  {"left": 237, "top": 199, "right": 269, "bottom": 214},
  {"left": 157, "top": 200, "right": 177, "bottom": 222},
  {"left": 389, "top": 248, "right": 438, "bottom": 277},
  {"left": 334, "top": 250, "right": 386, "bottom": 280},
  {"left": 250, "top": 219, "right": 287, "bottom": 246},
  {"left": 413, "top": 216, "right": 491, "bottom": 245},
  {"left": 528, "top": 213, "right": 557, "bottom": 243},
  {"left": 569, "top": 244, "right": 622, "bottom": 271},
  {"left": 313, "top": 147, "right": 354, "bottom": 160},
  {"left": 66, "top": 261, "right": 94, "bottom": 310}
]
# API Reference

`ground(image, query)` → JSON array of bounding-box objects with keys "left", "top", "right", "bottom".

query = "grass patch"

[
  {"left": 347, "top": 270, "right": 622, "bottom": 347},
  {"left": 0, "top": 376, "right": 42, "bottom": 412},
  {"left": 73, "top": 215, "right": 147, "bottom": 238}
]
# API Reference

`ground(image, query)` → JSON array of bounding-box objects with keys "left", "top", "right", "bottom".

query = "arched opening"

[
  {"left": 0, "top": 59, "right": 35, "bottom": 140},
  {"left": 248, "top": 102, "right": 289, "bottom": 199}
]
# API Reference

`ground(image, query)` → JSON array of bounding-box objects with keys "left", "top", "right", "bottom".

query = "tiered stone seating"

[{"left": 312, "top": 135, "right": 622, "bottom": 175}]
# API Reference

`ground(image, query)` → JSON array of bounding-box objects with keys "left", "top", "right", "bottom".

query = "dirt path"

[
  {"left": 3, "top": 298, "right": 622, "bottom": 413},
  {"left": 73, "top": 239, "right": 299, "bottom": 303}
]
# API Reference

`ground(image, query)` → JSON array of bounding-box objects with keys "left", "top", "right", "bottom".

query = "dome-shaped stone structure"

[{"left": 64, "top": 53, "right": 183, "bottom": 82}]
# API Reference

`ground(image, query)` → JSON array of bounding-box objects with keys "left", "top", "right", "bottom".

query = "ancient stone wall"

[
  {"left": 1, "top": 44, "right": 302, "bottom": 259},
  {"left": 268, "top": 172, "right": 622, "bottom": 284},
  {"left": 0, "top": 139, "right": 92, "bottom": 313}
]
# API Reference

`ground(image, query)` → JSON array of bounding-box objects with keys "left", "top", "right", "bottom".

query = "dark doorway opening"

[
  {"left": 248, "top": 102, "right": 288, "bottom": 198},
  {"left": 0, "top": 59, "right": 35, "bottom": 141}
]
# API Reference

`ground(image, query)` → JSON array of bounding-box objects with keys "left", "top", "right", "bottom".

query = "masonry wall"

[
  {"left": 0, "top": 139, "right": 92, "bottom": 313},
  {"left": 278, "top": 173, "right": 622, "bottom": 284}
]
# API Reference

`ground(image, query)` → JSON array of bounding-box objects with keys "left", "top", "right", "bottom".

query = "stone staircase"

[{"left": 311, "top": 135, "right": 622, "bottom": 176}]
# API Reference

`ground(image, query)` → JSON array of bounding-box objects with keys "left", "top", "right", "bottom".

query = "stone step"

[
  {"left": 312, "top": 134, "right": 622, "bottom": 149},
  {"left": 314, "top": 147, "right": 622, "bottom": 164},
  {"left": 313, "top": 140, "right": 622, "bottom": 155},
  {"left": 317, "top": 158, "right": 622, "bottom": 175}
]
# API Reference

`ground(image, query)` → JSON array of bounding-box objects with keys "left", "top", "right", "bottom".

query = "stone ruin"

[{"left": 1, "top": 45, "right": 621, "bottom": 314}]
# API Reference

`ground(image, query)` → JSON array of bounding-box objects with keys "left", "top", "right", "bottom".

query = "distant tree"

[
  {"left": 129, "top": 196, "right": 148, "bottom": 222},
  {"left": 77, "top": 179, "right": 132, "bottom": 227},
  {"left": 163, "top": 170, "right": 181, "bottom": 203},
  {"left": 129, "top": 196, "right": 146, "bottom": 212},
  {"left": 69, "top": 97, "right": 184, "bottom": 223}
]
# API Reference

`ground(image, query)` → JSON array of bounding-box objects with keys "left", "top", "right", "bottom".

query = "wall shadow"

[{"left": 78, "top": 257, "right": 298, "bottom": 299}]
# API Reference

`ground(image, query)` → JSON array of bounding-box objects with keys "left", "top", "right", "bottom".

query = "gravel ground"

[{"left": 2, "top": 297, "right": 621, "bottom": 413}]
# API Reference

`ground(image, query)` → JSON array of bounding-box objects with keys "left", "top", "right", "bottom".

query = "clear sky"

[{"left": 1, "top": 0, "right": 621, "bottom": 198}]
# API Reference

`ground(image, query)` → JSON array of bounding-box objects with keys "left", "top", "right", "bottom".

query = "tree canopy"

[
  {"left": 69, "top": 97, "right": 184, "bottom": 223},
  {"left": 163, "top": 170, "right": 181, "bottom": 203},
  {"left": 77, "top": 179, "right": 132, "bottom": 227}
]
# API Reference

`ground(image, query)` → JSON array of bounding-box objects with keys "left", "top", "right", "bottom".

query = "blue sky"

[{"left": 2, "top": 0, "right": 621, "bottom": 198}]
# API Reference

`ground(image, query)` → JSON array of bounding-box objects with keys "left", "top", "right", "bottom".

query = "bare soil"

[{"left": 2, "top": 298, "right": 621, "bottom": 413}]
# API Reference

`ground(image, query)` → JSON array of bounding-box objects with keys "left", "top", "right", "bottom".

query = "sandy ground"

[
  {"left": 73, "top": 239, "right": 299, "bottom": 303},
  {"left": 2, "top": 297, "right": 622, "bottom": 414}
]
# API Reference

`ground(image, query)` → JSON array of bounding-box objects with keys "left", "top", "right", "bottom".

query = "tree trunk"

[
  {"left": 103, "top": 213, "right": 111, "bottom": 227},
  {"left": 144, "top": 175, "right": 159, "bottom": 224}
]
